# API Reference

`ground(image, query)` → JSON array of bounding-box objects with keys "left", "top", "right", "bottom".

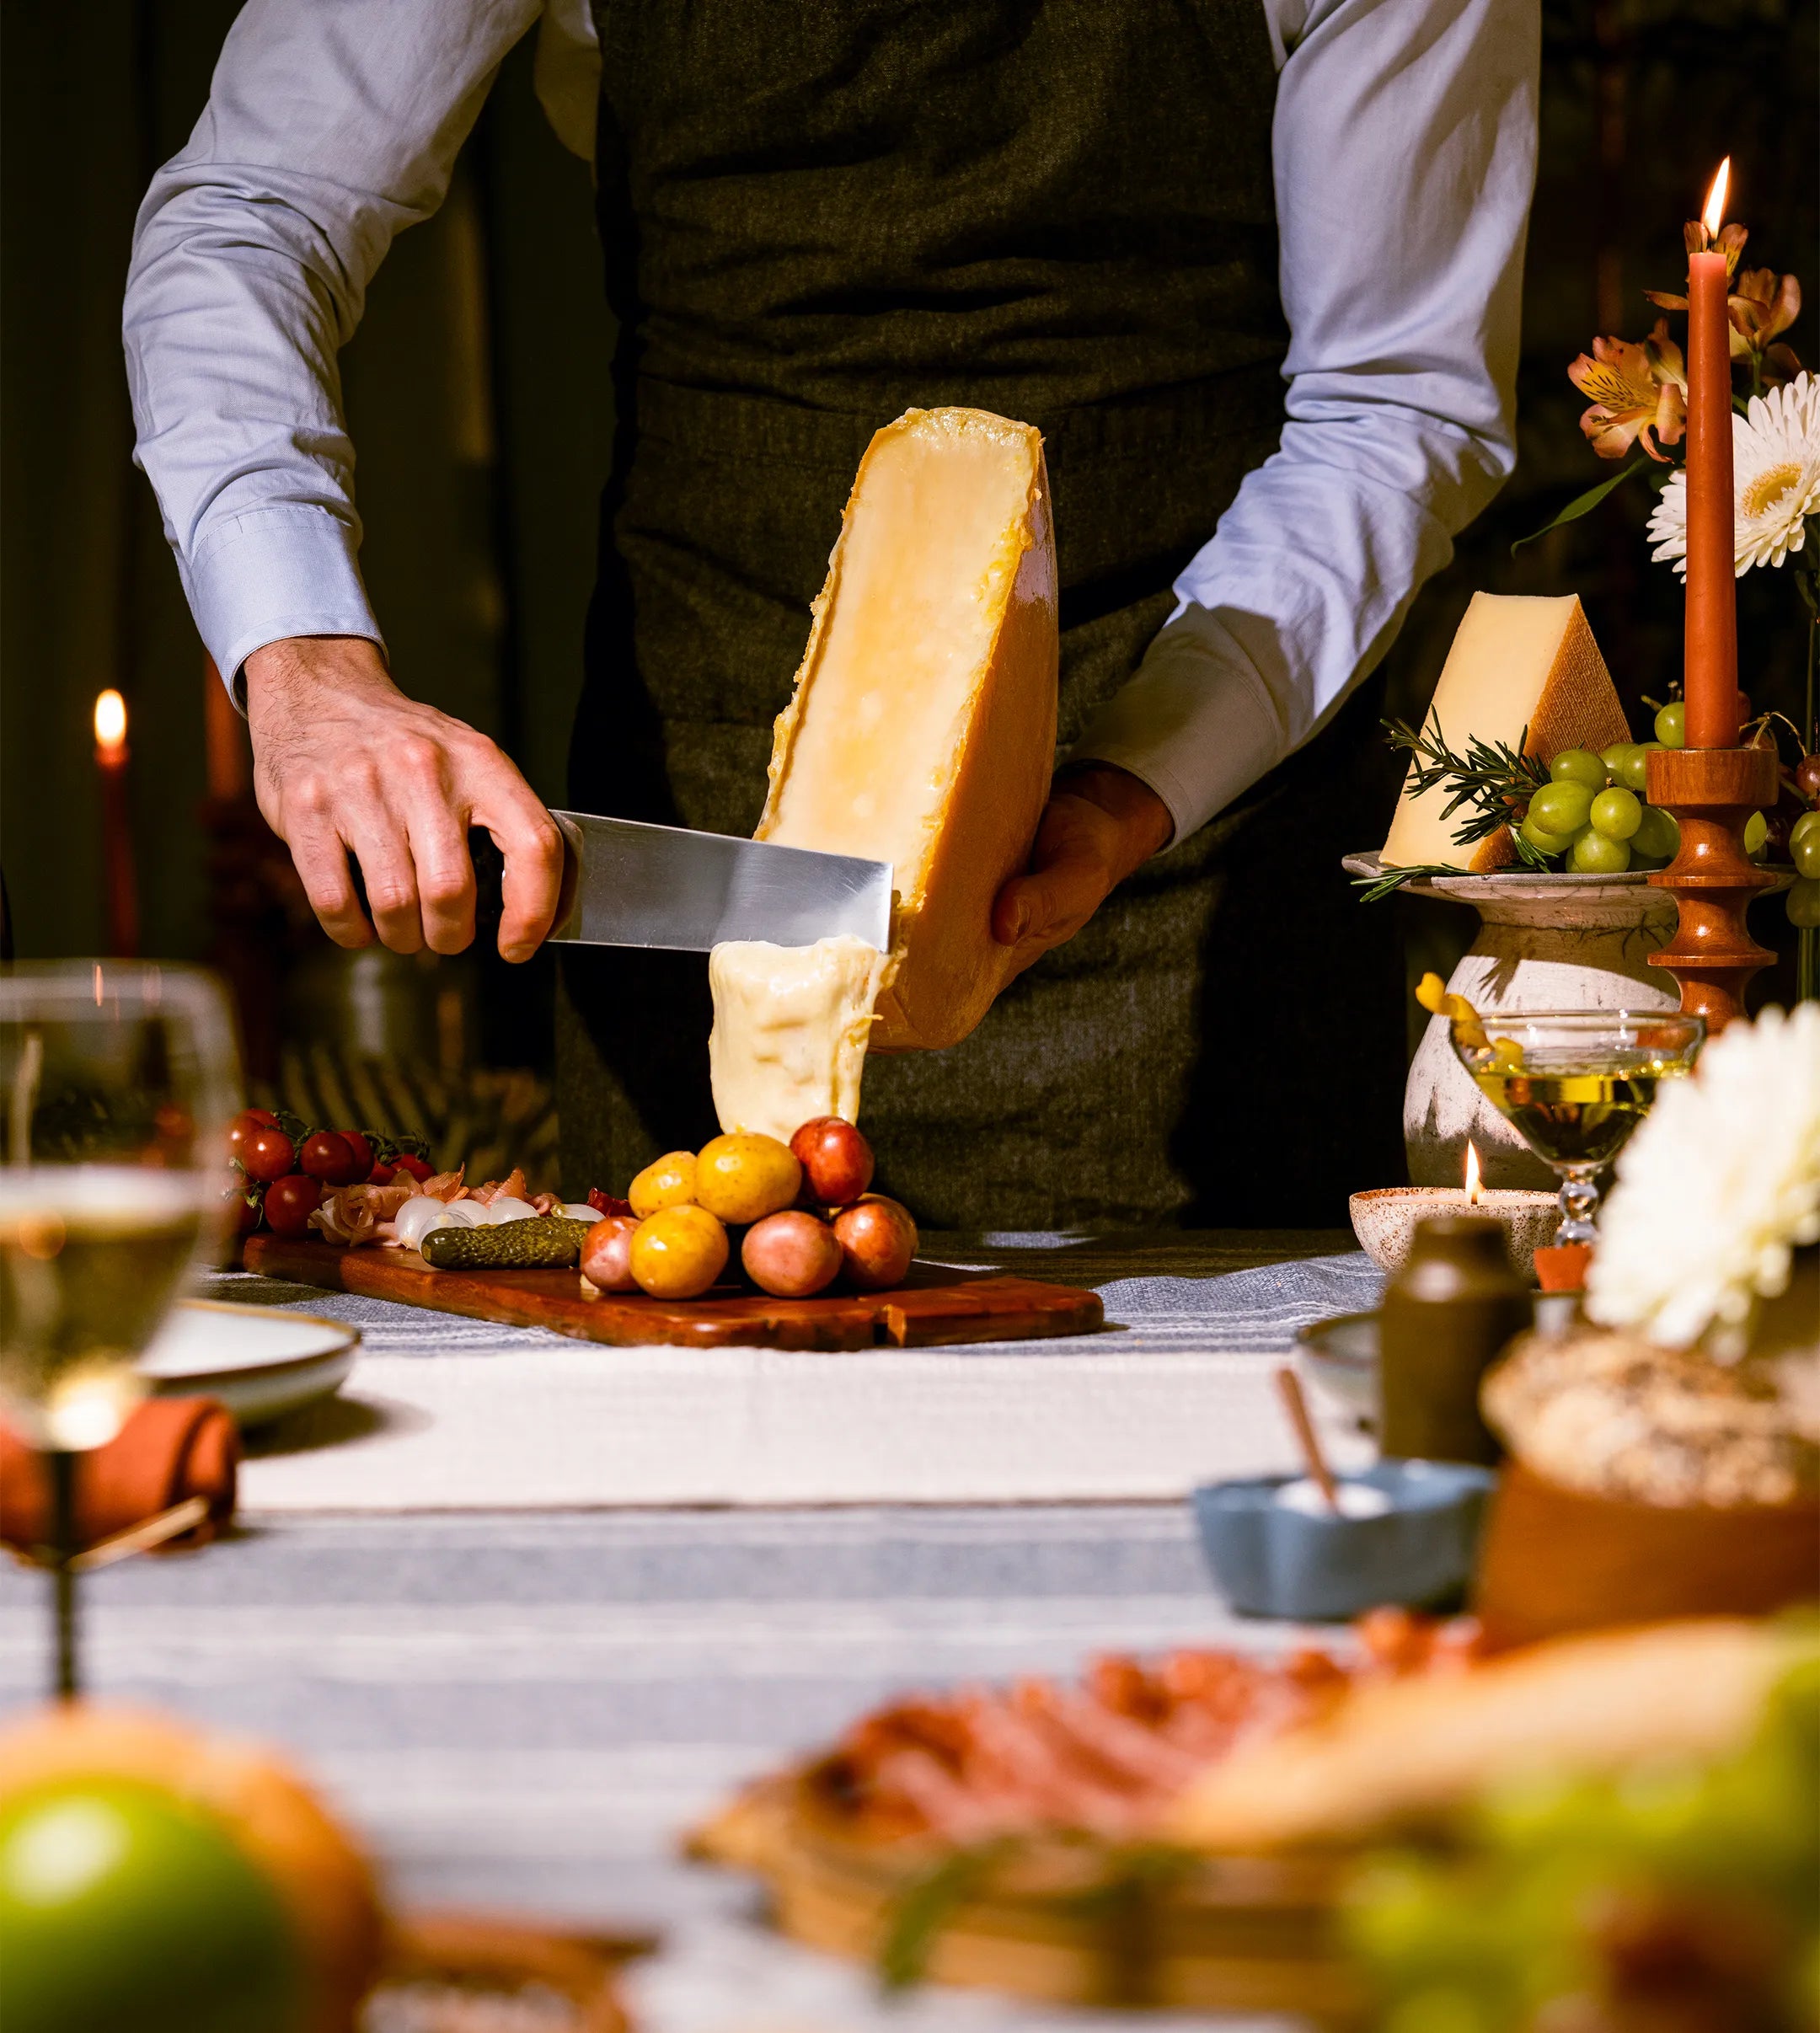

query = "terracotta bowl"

[
  {"left": 1350, "top": 1187, "right": 1560, "bottom": 1281},
  {"left": 1475, "top": 1458, "right": 1820, "bottom": 1652}
]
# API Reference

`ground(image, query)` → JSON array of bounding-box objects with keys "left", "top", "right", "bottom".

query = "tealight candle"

[{"left": 1350, "top": 1142, "right": 1560, "bottom": 1281}]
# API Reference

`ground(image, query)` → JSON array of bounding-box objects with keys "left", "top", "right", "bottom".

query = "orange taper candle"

[{"left": 1684, "top": 159, "right": 1737, "bottom": 751}]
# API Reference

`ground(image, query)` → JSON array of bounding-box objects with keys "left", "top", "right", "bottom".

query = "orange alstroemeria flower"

[{"left": 1567, "top": 320, "right": 1688, "bottom": 461}]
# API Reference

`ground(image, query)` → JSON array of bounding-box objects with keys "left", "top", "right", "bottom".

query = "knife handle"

[{"left": 345, "top": 826, "right": 576, "bottom": 950}]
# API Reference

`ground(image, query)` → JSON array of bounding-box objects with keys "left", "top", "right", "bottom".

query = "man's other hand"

[
  {"left": 990, "top": 763, "right": 1173, "bottom": 981},
  {"left": 244, "top": 635, "right": 564, "bottom": 962}
]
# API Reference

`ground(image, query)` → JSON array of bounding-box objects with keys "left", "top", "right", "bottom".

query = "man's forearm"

[{"left": 1071, "top": 0, "right": 1537, "bottom": 846}]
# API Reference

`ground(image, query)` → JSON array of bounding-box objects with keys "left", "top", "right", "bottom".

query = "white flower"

[
  {"left": 1585, "top": 1003, "right": 1820, "bottom": 1354},
  {"left": 1646, "top": 371, "right": 1820, "bottom": 577}
]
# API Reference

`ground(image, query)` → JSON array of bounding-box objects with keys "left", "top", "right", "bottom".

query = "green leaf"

[
  {"left": 879, "top": 1839, "right": 1019, "bottom": 1992},
  {"left": 1511, "top": 463, "right": 1652, "bottom": 555}
]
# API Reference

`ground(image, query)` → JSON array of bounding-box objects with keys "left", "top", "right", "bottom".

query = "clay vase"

[{"left": 1389, "top": 871, "right": 1678, "bottom": 1189}]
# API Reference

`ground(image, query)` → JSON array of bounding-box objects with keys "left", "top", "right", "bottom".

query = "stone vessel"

[{"left": 1343, "top": 859, "right": 1679, "bottom": 1190}]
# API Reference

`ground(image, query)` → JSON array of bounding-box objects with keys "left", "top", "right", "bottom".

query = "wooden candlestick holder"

[{"left": 1644, "top": 744, "right": 1779, "bottom": 1033}]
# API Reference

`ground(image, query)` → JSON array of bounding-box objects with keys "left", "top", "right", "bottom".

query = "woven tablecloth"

[
  {"left": 2, "top": 1234, "right": 1379, "bottom": 2031},
  {"left": 208, "top": 1235, "right": 1382, "bottom": 1510}
]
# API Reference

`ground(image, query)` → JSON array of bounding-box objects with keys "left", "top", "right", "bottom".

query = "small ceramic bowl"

[
  {"left": 1293, "top": 1311, "right": 1378, "bottom": 1431},
  {"left": 1350, "top": 1187, "right": 1560, "bottom": 1280},
  {"left": 1191, "top": 1460, "right": 1496, "bottom": 1621}
]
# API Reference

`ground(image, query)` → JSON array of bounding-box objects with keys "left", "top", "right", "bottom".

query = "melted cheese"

[
  {"left": 759, "top": 407, "right": 1058, "bottom": 1051},
  {"left": 1382, "top": 594, "right": 1631, "bottom": 871},
  {"left": 708, "top": 937, "right": 887, "bottom": 1143}
]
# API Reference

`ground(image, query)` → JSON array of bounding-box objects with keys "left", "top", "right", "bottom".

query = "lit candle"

[
  {"left": 1684, "top": 158, "right": 1738, "bottom": 751},
  {"left": 93, "top": 689, "right": 138, "bottom": 958},
  {"left": 1464, "top": 1140, "right": 1483, "bottom": 1207}
]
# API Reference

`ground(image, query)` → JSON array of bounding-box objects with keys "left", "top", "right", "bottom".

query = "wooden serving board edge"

[{"left": 240, "top": 1237, "right": 1105, "bottom": 1351}]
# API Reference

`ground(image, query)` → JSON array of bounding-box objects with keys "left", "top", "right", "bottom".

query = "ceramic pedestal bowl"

[{"left": 1342, "top": 857, "right": 1679, "bottom": 1190}]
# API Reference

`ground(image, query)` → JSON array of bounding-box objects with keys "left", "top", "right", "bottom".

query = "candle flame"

[
  {"left": 1464, "top": 1140, "right": 1483, "bottom": 1206},
  {"left": 93, "top": 688, "right": 127, "bottom": 752},
  {"left": 1701, "top": 158, "right": 1731, "bottom": 239}
]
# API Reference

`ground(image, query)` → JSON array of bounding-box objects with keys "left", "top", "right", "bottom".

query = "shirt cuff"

[
  {"left": 187, "top": 505, "right": 384, "bottom": 707},
  {"left": 1067, "top": 608, "right": 1289, "bottom": 847}
]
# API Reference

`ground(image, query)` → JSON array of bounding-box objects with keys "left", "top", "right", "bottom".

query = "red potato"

[
  {"left": 263, "top": 1174, "right": 324, "bottom": 1239},
  {"left": 789, "top": 1117, "right": 875, "bottom": 1208},
  {"left": 831, "top": 1196, "right": 917, "bottom": 1292},
  {"left": 300, "top": 1130, "right": 365, "bottom": 1185},
  {"left": 580, "top": 1214, "right": 641, "bottom": 1294},
  {"left": 241, "top": 1126, "right": 296, "bottom": 1185},
  {"left": 742, "top": 1211, "right": 843, "bottom": 1298}
]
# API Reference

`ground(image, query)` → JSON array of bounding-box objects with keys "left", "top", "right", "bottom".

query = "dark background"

[{"left": 3, "top": 0, "right": 1815, "bottom": 1057}]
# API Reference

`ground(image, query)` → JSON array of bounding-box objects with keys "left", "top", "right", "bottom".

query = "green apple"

[{"left": 0, "top": 1779, "right": 307, "bottom": 2033}]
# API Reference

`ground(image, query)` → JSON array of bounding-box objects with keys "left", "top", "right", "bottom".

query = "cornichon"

[{"left": 420, "top": 1217, "right": 594, "bottom": 1271}]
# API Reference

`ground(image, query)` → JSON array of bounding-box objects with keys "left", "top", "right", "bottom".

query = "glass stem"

[
  {"left": 48, "top": 1448, "right": 80, "bottom": 1700},
  {"left": 1555, "top": 1167, "right": 1600, "bottom": 1246}
]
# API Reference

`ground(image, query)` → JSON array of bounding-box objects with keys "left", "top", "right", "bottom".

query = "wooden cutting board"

[{"left": 241, "top": 1237, "right": 1104, "bottom": 1351}]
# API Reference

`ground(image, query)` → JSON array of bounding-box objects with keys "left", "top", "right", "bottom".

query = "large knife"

[{"left": 458, "top": 811, "right": 893, "bottom": 953}]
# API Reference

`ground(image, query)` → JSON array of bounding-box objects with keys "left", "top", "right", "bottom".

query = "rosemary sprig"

[
  {"left": 1383, "top": 714, "right": 1548, "bottom": 846},
  {"left": 1351, "top": 861, "right": 1468, "bottom": 902}
]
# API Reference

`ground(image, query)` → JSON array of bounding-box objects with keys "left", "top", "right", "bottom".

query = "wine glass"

[
  {"left": 1447, "top": 1008, "right": 1705, "bottom": 1243},
  {"left": 0, "top": 962, "right": 239, "bottom": 1696}
]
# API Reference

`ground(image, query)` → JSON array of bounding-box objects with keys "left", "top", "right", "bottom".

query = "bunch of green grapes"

[
  {"left": 1346, "top": 1649, "right": 1820, "bottom": 2033},
  {"left": 1518, "top": 709, "right": 1696, "bottom": 876},
  {"left": 1789, "top": 802, "right": 1820, "bottom": 931}
]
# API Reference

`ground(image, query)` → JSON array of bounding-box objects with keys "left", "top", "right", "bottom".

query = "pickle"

[{"left": 419, "top": 1216, "right": 594, "bottom": 1271}]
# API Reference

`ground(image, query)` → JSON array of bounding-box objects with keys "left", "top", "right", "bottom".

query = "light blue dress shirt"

[{"left": 124, "top": 0, "right": 1538, "bottom": 845}]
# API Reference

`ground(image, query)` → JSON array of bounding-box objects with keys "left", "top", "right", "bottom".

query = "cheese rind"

[
  {"left": 708, "top": 937, "right": 887, "bottom": 1144},
  {"left": 758, "top": 408, "right": 1059, "bottom": 1051},
  {"left": 1382, "top": 594, "right": 1631, "bottom": 872}
]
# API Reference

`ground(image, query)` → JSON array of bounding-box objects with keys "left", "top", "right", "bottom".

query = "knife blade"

[{"left": 459, "top": 812, "right": 893, "bottom": 954}]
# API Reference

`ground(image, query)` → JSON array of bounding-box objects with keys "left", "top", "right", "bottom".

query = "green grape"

[
  {"left": 1589, "top": 786, "right": 1642, "bottom": 840},
  {"left": 1655, "top": 701, "right": 1687, "bottom": 748},
  {"left": 1792, "top": 822, "right": 1820, "bottom": 880},
  {"left": 1570, "top": 827, "right": 1630, "bottom": 874},
  {"left": 1529, "top": 781, "right": 1594, "bottom": 835},
  {"left": 1790, "top": 878, "right": 1820, "bottom": 929},
  {"left": 1600, "top": 741, "right": 1648, "bottom": 793},
  {"left": 1549, "top": 747, "right": 1609, "bottom": 792},
  {"left": 1519, "top": 813, "right": 1576, "bottom": 859},
  {"left": 1743, "top": 811, "right": 1769, "bottom": 857},
  {"left": 1631, "top": 805, "right": 1680, "bottom": 861},
  {"left": 1791, "top": 809, "right": 1820, "bottom": 849}
]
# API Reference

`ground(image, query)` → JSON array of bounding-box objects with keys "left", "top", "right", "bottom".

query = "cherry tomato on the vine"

[
  {"left": 336, "top": 1132, "right": 376, "bottom": 1181},
  {"left": 241, "top": 1126, "right": 296, "bottom": 1185},
  {"left": 228, "top": 1107, "right": 280, "bottom": 1162},
  {"left": 262, "top": 1174, "right": 323, "bottom": 1238},
  {"left": 300, "top": 1131, "right": 364, "bottom": 1185},
  {"left": 392, "top": 1153, "right": 435, "bottom": 1183}
]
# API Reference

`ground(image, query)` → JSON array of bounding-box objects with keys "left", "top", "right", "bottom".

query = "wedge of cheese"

[
  {"left": 1382, "top": 594, "right": 1631, "bottom": 871},
  {"left": 757, "top": 408, "right": 1059, "bottom": 1051},
  {"left": 708, "top": 937, "right": 887, "bottom": 1144}
]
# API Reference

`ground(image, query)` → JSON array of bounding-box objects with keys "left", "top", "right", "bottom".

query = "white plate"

[{"left": 137, "top": 1300, "right": 360, "bottom": 1428}]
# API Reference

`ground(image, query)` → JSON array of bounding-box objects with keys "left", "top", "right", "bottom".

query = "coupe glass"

[
  {"left": 1447, "top": 1008, "right": 1705, "bottom": 1244},
  {"left": 0, "top": 962, "right": 239, "bottom": 1695}
]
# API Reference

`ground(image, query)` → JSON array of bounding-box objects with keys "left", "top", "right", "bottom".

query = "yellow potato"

[
  {"left": 629, "top": 1205, "right": 729, "bottom": 1299},
  {"left": 629, "top": 1149, "right": 698, "bottom": 1219},
  {"left": 693, "top": 1132, "right": 803, "bottom": 1226}
]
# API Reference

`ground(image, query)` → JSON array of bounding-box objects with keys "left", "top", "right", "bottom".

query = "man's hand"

[
  {"left": 990, "top": 763, "right": 1174, "bottom": 980},
  {"left": 244, "top": 635, "right": 564, "bottom": 962}
]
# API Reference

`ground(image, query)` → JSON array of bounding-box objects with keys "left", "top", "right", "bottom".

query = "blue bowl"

[{"left": 1190, "top": 1459, "right": 1496, "bottom": 1621}]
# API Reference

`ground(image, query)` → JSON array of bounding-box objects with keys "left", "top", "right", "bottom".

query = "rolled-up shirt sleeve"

[
  {"left": 1071, "top": 0, "right": 1539, "bottom": 843},
  {"left": 123, "top": 0, "right": 548, "bottom": 697}
]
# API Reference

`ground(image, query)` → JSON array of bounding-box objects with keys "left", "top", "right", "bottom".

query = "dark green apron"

[{"left": 559, "top": 0, "right": 1405, "bottom": 1228}]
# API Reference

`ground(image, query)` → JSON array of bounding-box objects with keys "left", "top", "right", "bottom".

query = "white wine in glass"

[{"left": 0, "top": 963, "right": 239, "bottom": 1694}]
